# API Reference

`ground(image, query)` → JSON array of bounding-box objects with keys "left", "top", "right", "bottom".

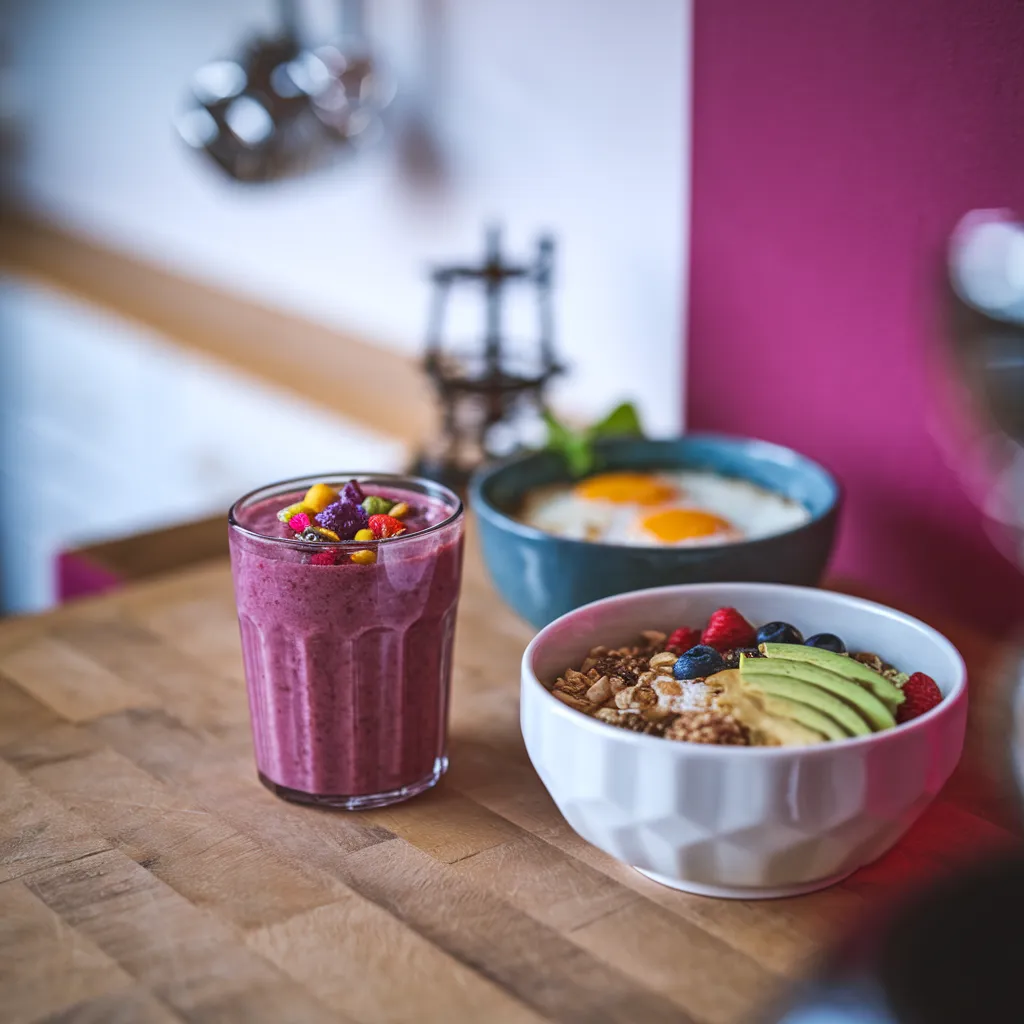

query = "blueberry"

[
  {"left": 673, "top": 645, "right": 727, "bottom": 680},
  {"left": 755, "top": 621, "right": 804, "bottom": 646},
  {"left": 804, "top": 632, "right": 847, "bottom": 654}
]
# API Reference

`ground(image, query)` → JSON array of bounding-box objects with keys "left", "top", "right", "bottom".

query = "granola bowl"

[{"left": 521, "top": 582, "right": 968, "bottom": 899}]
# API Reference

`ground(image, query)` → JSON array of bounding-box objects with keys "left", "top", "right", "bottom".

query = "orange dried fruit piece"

[
  {"left": 310, "top": 526, "right": 341, "bottom": 542},
  {"left": 303, "top": 483, "right": 339, "bottom": 513}
]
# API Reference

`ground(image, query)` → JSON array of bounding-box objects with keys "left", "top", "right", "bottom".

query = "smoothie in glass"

[{"left": 228, "top": 475, "right": 464, "bottom": 808}]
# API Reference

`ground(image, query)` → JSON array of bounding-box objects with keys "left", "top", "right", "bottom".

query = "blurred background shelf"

[
  {"left": 0, "top": 0, "right": 689, "bottom": 614},
  {"left": 57, "top": 514, "right": 227, "bottom": 603},
  {"left": 0, "top": 260, "right": 408, "bottom": 613},
  {"left": 0, "top": 212, "right": 436, "bottom": 450}
]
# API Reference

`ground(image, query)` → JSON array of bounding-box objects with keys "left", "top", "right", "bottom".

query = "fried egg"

[{"left": 517, "top": 470, "right": 810, "bottom": 547}]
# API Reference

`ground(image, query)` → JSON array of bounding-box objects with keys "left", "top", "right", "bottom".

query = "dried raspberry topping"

[
  {"left": 310, "top": 550, "right": 336, "bottom": 566},
  {"left": 368, "top": 513, "right": 407, "bottom": 539},
  {"left": 701, "top": 607, "right": 756, "bottom": 652},
  {"left": 896, "top": 672, "right": 943, "bottom": 723},
  {"left": 287, "top": 512, "right": 310, "bottom": 532}
]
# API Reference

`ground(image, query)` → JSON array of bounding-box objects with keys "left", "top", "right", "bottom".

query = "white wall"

[{"left": 1, "top": 0, "right": 690, "bottom": 434}]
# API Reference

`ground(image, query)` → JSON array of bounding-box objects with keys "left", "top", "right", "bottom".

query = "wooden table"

[{"left": 1, "top": 539, "right": 1020, "bottom": 1024}]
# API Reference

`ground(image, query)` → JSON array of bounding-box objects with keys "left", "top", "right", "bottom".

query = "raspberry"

[
  {"left": 310, "top": 550, "right": 335, "bottom": 566},
  {"left": 368, "top": 514, "right": 407, "bottom": 539},
  {"left": 666, "top": 626, "right": 701, "bottom": 654},
  {"left": 896, "top": 672, "right": 942, "bottom": 723},
  {"left": 701, "top": 607, "right": 756, "bottom": 652}
]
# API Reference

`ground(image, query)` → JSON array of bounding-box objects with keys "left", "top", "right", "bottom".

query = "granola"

[
  {"left": 549, "top": 636, "right": 747, "bottom": 746},
  {"left": 545, "top": 607, "right": 943, "bottom": 746},
  {"left": 665, "top": 710, "right": 749, "bottom": 745}
]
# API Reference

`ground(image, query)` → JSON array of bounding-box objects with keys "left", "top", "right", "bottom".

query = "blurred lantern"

[
  {"left": 411, "top": 228, "right": 565, "bottom": 491},
  {"left": 175, "top": 0, "right": 394, "bottom": 182}
]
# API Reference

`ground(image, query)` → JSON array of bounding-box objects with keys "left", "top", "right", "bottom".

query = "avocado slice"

[
  {"left": 713, "top": 670, "right": 829, "bottom": 746},
  {"left": 758, "top": 716, "right": 828, "bottom": 747},
  {"left": 738, "top": 663, "right": 871, "bottom": 736},
  {"left": 760, "top": 695, "right": 850, "bottom": 742},
  {"left": 760, "top": 643, "right": 905, "bottom": 711},
  {"left": 742, "top": 656, "right": 896, "bottom": 730}
]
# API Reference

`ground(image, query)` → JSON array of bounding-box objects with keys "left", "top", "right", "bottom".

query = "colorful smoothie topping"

[
  {"left": 341, "top": 480, "right": 365, "bottom": 506},
  {"left": 276, "top": 480, "right": 414, "bottom": 566},
  {"left": 315, "top": 499, "right": 368, "bottom": 538},
  {"left": 368, "top": 513, "right": 406, "bottom": 538},
  {"left": 361, "top": 495, "right": 394, "bottom": 516},
  {"left": 547, "top": 607, "right": 945, "bottom": 746}
]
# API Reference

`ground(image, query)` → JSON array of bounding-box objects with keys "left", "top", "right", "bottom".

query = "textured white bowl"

[{"left": 521, "top": 583, "right": 968, "bottom": 899}]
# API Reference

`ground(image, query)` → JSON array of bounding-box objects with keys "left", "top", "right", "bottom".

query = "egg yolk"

[
  {"left": 640, "top": 508, "right": 733, "bottom": 543},
  {"left": 574, "top": 472, "right": 676, "bottom": 506}
]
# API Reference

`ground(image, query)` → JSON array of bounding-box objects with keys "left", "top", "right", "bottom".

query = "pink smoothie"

[{"left": 228, "top": 480, "right": 464, "bottom": 806}]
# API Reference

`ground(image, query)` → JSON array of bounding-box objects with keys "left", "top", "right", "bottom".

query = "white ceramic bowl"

[{"left": 521, "top": 583, "right": 968, "bottom": 899}]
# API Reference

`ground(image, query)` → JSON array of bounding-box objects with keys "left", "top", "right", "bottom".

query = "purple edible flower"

[
  {"left": 342, "top": 480, "right": 365, "bottom": 506},
  {"left": 315, "top": 500, "right": 368, "bottom": 540}
]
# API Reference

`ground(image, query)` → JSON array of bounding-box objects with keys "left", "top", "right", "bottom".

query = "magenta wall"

[{"left": 686, "top": 0, "right": 1024, "bottom": 633}]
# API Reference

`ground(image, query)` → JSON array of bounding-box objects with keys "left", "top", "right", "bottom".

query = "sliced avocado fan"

[
  {"left": 760, "top": 695, "right": 850, "bottom": 742},
  {"left": 760, "top": 642, "right": 905, "bottom": 712},
  {"left": 737, "top": 659, "right": 873, "bottom": 737},
  {"left": 742, "top": 654, "right": 896, "bottom": 731},
  {"left": 713, "top": 670, "right": 828, "bottom": 746}
]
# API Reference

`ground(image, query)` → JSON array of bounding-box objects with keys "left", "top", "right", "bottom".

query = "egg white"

[{"left": 517, "top": 470, "right": 810, "bottom": 547}]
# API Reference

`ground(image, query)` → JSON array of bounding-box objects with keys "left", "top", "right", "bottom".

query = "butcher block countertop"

[{"left": 1, "top": 537, "right": 1020, "bottom": 1024}]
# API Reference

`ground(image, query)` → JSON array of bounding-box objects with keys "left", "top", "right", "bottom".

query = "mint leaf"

[
  {"left": 542, "top": 408, "right": 575, "bottom": 448},
  {"left": 588, "top": 401, "right": 643, "bottom": 440},
  {"left": 543, "top": 402, "right": 644, "bottom": 477},
  {"left": 543, "top": 409, "right": 593, "bottom": 477},
  {"left": 562, "top": 434, "right": 595, "bottom": 476}
]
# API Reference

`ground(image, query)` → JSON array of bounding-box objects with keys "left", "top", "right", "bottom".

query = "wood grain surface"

[{"left": 1, "top": 538, "right": 1020, "bottom": 1024}]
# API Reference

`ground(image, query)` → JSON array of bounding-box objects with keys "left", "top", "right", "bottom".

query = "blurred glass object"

[
  {"left": 952, "top": 213, "right": 1024, "bottom": 322},
  {"left": 935, "top": 210, "right": 1024, "bottom": 570},
  {"left": 174, "top": 0, "right": 394, "bottom": 183},
  {"left": 762, "top": 210, "right": 1024, "bottom": 1024},
  {"left": 765, "top": 852, "right": 1024, "bottom": 1024}
]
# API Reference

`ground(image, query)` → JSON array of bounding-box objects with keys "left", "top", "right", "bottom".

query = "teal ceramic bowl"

[{"left": 470, "top": 434, "right": 841, "bottom": 628}]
